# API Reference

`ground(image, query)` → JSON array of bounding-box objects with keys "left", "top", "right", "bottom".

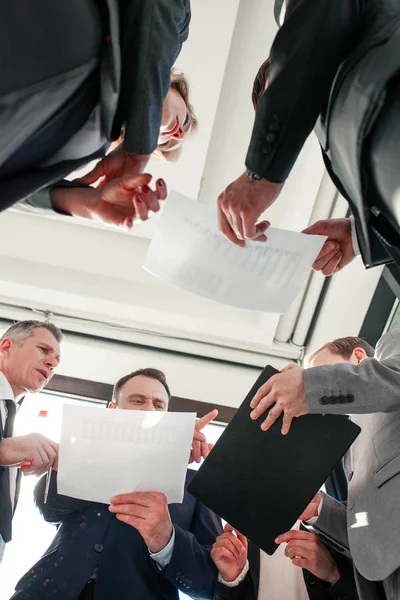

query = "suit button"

[
  {"left": 94, "top": 544, "right": 103, "bottom": 553},
  {"left": 320, "top": 396, "right": 329, "bottom": 405},
  {"left": 330, "top": 396, "right": 338, "bottom": 404},
  {"left": 262, "top": 142, "right": 273, "bottom": 154},
  {"left": 266, "top": 133, "right": 276, "bottom": 142},
  {"left": 346, "top": 394, "right": 354, "bottom": 403},
  {"left": 269, "top": 122, "right": 280, "bottom": 132},
  {"left": 338, "top": 395, "right": 346, "bottom": 403}
]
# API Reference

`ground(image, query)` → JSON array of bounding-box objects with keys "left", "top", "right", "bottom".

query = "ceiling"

[{"left": 0, "top": 0, "right": 384, "bottom": 385}]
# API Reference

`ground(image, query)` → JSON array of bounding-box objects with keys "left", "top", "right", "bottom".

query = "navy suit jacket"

[{"left": 11, "top": 469, "right": 222, "bottom": 600}]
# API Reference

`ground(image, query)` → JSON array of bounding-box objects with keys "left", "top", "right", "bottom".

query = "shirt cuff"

[
  {"left": 305, "top": 494, "right": 324, "bottom": 526},
  {"left": 217, "top": 560, "right": 249, "bottom": 587},
  {"left": 149, "top": 528, "right": 175, "bottom": 570},
  {"left": 349, "top": 215, "right": 361, "bottom": 257}
]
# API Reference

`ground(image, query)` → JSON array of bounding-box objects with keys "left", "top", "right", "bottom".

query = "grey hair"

[{"left": 0, "top": 320, "right": 63, "bottom": 345}]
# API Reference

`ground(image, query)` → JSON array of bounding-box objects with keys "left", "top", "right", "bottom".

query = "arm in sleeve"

[
  {"left": 245, "top": 0, "right": 361, "bottom": 182},
  {"left": 162, "top": 501, "right": 223, "bottom": 599},
  {"left": 115, "top": 0, "right": 190, "bottom": 155},
  {"left": 34, "top": 470, "right": 92, "bottom": 524},
  {"left": 310, "top": 493, "right": 350, "bottom": 558},
  {"left": 16, "top": 181, "right": 92, "bottom": 216},
  {"left": 306, "top": 331, "right": 400, "bottom": 414},
  {"left": 214, "top": 569, "right": 255, "bottom": 600},
  {"left": 326, "top": 551, "right": 359, "bottom": 600}
]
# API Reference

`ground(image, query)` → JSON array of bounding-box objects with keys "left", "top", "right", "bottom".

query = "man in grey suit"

[{"left": 251, "top": 333, "right": 400, "bottom": 599}]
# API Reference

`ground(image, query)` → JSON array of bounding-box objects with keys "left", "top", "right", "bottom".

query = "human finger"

[
  {"left": 212, "top": 537, "right": 242, "bottom": 559},
  {"left": 260, "top": 405, "right": 283, "bottom": 432},
  {"left": 211, "top": 546, "right": 237, "bottom": 562},
  {"left": 218, "top": 203, "right": 245, "bottom": 247},
  {"left": 191, "top": 438, "right": 202, "bottom": 463},
  {"left": 250, "top": 379, "right": 273, "bottom": 410},
  {"left": 250, "top": 393, "right": 275, "bottom": 420},
  {"left": 142, "top": 185, "right": 161, "bottom": 213},
  {"left": 196, "top": 410, "right": 219, "bottom": 431},
  {"left": 200, "top": 440, "right": 210, "bottom": 460},
  {"left": 285, "top": 542, "right": 316, "bottom": 561},
  {"left": 252, "top": 220, "right": 270, "bottom": 243},
  {"left": 109, "top": 503, "right": 148, "bottom": 519},
  {"left": 155, "top": 178, "right": 168, "bottom": 200},
  {"left": 193, "top": 430, "right": 207, "bottom": 443},
  {"left": 321, "top": 252, "right": 342, "bottom": 277},
  {"left": 133, "top": 194, "right": 149, "bottom": 221},
  {"left": 281, "top": 412, "right": 294, "bottom": 435},
  {"left": 275, "top": 530, "right": 315, "bottom": 544}
]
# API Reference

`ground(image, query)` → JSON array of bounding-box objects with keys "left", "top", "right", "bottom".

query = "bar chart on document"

[{"left": 144, "top": 192, "right": 326, "bottom": 313}]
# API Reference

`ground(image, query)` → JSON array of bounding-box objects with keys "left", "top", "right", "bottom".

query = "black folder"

[{"left": 188, "top": 365, "right": 360, "bottom": 555}]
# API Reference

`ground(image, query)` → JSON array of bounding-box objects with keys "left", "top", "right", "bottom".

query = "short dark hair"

[
  {"left": 306, "top": 336, "right": 375, "bottom": 366},
  {"left": 252, "top": 57, "right": 271, "bottom": 109},
  {"left": 112, "top": 368, "right": 171, "bottom": 405},
  {"left": 1, "top": 320, "right": 63, "bottom": 344}
]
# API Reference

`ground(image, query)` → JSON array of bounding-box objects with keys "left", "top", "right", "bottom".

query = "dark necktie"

[{"left": 3, "top": 400, "right": 16, "bottom": 439}]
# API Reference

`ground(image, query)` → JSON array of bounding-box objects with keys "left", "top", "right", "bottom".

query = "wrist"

[
  {"left": 147, "top": 523, "right": 173, "bottom": 554},
  {"left": 326, "top": 567, "right": 340, "bottom": 585},
  {"left": 50, "top": 186, "right": 99, "bottom": 219}
]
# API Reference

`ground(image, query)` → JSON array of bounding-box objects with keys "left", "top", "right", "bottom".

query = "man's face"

[
  {"left": 309, "top": 348, "right": 359, "bottom": 368},
  {"left": 114, "top": 376, "right": 169, "bottom": 412},
  {"left": 1, "top": 328, "right": 60, "bottom": 395}
]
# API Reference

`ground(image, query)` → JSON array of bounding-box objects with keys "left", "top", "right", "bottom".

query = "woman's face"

[{"left": 158, "top": 87, "right": 190, "bottom": 151}]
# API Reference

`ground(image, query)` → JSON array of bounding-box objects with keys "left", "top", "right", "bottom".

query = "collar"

[{"left": 0, "top": 371, "right": 16, "bottom": 403}]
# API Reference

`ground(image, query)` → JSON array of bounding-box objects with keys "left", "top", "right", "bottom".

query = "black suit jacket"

[
  {"left": 214, "top": 527, "right": 359, "bottom": 600},
  {"left": 0, "top": 0, "right": 190, "bottom": 212},
  {"left": 245, "top": 0, "right": 400, "bottom": 268},
  {"left": 11, "top": 469, "right": 222, "bottom": 600},
  {"left": 0, "top": 400, "right": 23, "bottom": 544}
]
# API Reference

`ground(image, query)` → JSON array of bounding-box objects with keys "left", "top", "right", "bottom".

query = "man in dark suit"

[
  {"left": 211, "top": 522, "right": 358, "bottom": 600},
  {"left": 0, "top": 0, "right": 190, "bottom": 218},
  {"left": 217, "top": 0, "right": 400, "bottom": 270},
  {"left": 10, "top": 367, "right": 222, "bottom": 600},
  {"left": 0, "top": 320, "right": 62, "bottom": 563}
]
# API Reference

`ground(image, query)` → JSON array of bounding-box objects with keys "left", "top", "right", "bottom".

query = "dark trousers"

[
  {"left": 77, "top": 579, "right": 96, "bottom": 600},
  {"left": 0, "top": 0, "right": 103, "bottom": 177}
]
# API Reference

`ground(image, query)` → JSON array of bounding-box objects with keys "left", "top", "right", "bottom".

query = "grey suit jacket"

[{"left": 304, "top": 331, "right": 400, "bottom": 582}]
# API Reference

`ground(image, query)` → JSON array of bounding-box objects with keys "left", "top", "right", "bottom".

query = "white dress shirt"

[
  {"left": 219, "top": 521, "right": 309, "bottom": 600},
  {"left": 0, "top": 371, "right": 18, "bottom": 562}
]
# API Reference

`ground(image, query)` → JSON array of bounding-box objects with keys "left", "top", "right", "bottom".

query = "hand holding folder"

[{"left": 188, "top": 366, "right": 360, "bottom": 555}]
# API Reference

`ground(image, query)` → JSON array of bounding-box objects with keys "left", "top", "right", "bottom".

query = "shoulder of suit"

[{"left": 376, "top": 331, "right": 400, "bottom": 359}]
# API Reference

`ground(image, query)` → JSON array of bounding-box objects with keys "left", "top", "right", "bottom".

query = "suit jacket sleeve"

[
  {"left": 214, "top": 574, "right": 254, "bottom": 600},
  {"left": 162, "top": 499, "right": 223, "bottom": 599},
  {"left": 115, "top": 0, "right": 190, "bottom": 155},
  {"left": 245, "top": 0, "right": 360, "bottom": 182},
  {"left": 34, "top": 470, "right": 92, "bottom": 524},
  {"left": 305, "top": 331, "right": 400, "bottom": 414},
  {"left": 16, "top": 180, "right": 93, "bottom": 216}
]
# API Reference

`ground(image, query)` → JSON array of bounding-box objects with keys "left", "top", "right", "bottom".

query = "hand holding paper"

[
  {"left": 144, "top": 192, "right": 327, "bottom": 313},
  {"left": 57, "top": 405, "right": 196, "bottom": 504}
]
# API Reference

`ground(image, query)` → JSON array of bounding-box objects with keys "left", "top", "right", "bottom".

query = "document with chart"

[
  {"left": 143, "top": 192, "right": 327, "bottom": 313},
  {"left": 57, "top": 404, "right": 196, "bottom": 504}
]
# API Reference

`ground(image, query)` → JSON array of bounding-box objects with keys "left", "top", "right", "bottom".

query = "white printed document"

[
  {"left": 57, "top": 405, "right": 196, "bottom": 504},
  {"left": 144, "top": 192, "right": 326, "bottom": 313}
]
